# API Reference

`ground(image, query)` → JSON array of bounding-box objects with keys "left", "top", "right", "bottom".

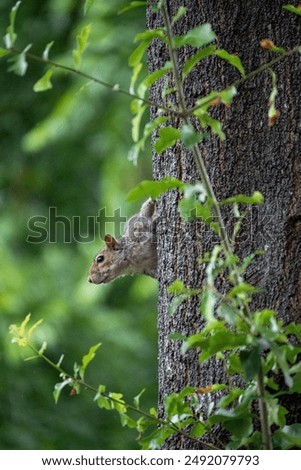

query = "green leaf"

[
  {"left": 126, "top": 176, "right": 184, "bottom": 202},
  {"left": 291, "top": 372, "right": 301, "bottom": 393},
  {"left": 131, "top": 103, "right": 147, "bottom": 142},
  {"left": 79, "top": 343, "right": 101, "bottom": 380},
  {"left": 142, "top": 61, "right": 172, "bottom": 88},
  {"left": 7, "top": 44, "right": 31, "bottom": 76},
  {"left": 119, "top": 1, "right": 147, "bottom": 14},
  {"left": 182, "top": 45, "right": 216, "bottom": 78},
  {"left": 227, "top": 282, "right": 260, "bottom": 298},
  {"left": 154, "top": 126, "right": 181, "bottom": 153},
  {"left": 172, "top": 6, "right": 187, "bottom": 24},
  {"left": 285, "top": 322, "right": 301, "bottom": 339},
  {"left": 240, "top": 347, "right": 262, "bottom": 380},
  {"left": 283, "top": 5, "right": 301, "bottom": 15},
  {"left": 134, "top": 29, "right": 166, "bottom": 44},
  {"left": 139, "top": 425, "right": 176, "bottom": 450},
  {"left": 33, "top": 69, "right": 54, "bottom": 92},
  {"left": 221, "top": 191, "right": 264, "bottom": 206},
  {"left": 215, "top": 49, "right": 245, "bottom": 76},
  {"left": 109, "top": 392, "right": 127, "bottom": 413},
  {"left": 210, "top": 409, "right": 253, "bottom": 438},
  {"left": 227, "top": 352, "right": 243, "bottom": 375},
  {"left": 175, "top": 23, "right": 216, "bottom": 48},
  {"left": 217, "top": 302, "right": 237, "bottom": 325},
  {"left": 133, "top": 388, "right": 145, "bottom": 409},
  {"left": 73, "top": 24, "right": 92, "bottom": 69},
  {"left": 194, "top": 108, "right": 226, "bottom": 140},
  {"left": 3, "top": 1, "right": 21, "bottom": 49},
  {"left": 218, "top": 388, "right": 244, "bottom": 408},
  {"left": 129, "top": 41, "right": 149, "bottom": 67},
  {"left": 201, "top": 289, "right": 217, "bottom": 323},
  {"left": 84, "top": 0, "right": 95, "bottom": 15},
  {"left": 182, "top": 327, "right": 248, "bottom": 361},
  {"left": 0, "top": 48, "right": 10, "bottom": 58},
  {"left": 167, "top": 279, "right": 186, "bottom": 295},
  {"left": 168, "top": 294, "right": 191, "bottom": 315},
  {"left": 273, "top": 424, "right": 301, "bottom": 449},
  {"left": 42, "top": 41, "right": 54, "bottom": 61},
  {"left": 95, "top": 385, "right": 111, "bottom": 410},
  {"left": 220, "top": 86, "right": 237, "bottom": 106},
  {"left": 191, "top": 422, "right": 206, "bottom": 438},
  {"left": 119, "top": 413, "right": 137, "bottom": 429},
  {"left": 180, "top": 124, "right": 206, "bottom": 148},
  {"left": 270, "top": 344, "right": 293, "bottom": 387},
  {"left": 53, "top": 378, "right": 72, "bottom": 404}
]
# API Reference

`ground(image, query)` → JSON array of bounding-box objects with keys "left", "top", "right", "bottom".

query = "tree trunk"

[{"left": 147, "top": 0, "right": 301, "bottom": 449}]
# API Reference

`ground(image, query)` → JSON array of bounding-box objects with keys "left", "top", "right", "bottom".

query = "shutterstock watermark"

[
  {"left": 26, "top": 205, "right": 275, "bottom": 245},
  {"left": 26, "top": 207, "right": 128, "bottom": 244}
]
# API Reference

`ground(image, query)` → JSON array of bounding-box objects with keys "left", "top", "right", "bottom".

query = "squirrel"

[{"left": 88, "top": 198, "right": 157, "bottom": 284}]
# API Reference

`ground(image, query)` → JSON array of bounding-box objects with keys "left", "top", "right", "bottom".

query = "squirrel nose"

[{"left": 88, "top": 277, "right": 93, "bottom": 283}]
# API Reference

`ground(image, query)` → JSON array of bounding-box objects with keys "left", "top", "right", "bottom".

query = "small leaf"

[
  {"left": 215, "top": 49, "right": 245, "bottom": 76},
  {"left": 129, "top": 41, "right": 148, "bottom": 67},
  {"left": 175, "top": 23, "right": 216, "bottom": 48},
  {"left": 168, "top": 294, "right": 190, "bottom": 315},
  {"left": 182, "top": 45, "right": 216, "bottom": 78},
  {"left": 33, "top": 69, "right": 54, "bottom": 92},
  {"left": 4, "top": 1, "right": 22, "bottom": 48},
  {"left": 283, "top": 4, "right": 301, "bottom": 15},
  {"left": 274, "top": 424, "right": 301, "bottom": 449},
  {"left": 142, "top": 61, "right": 172, "bottom": 88},
  {"left": 134, "top": 29, "right": 166, "bottom": 44},
  {"left": 119, "top": 1, "right": 147, "bottom": 14},
  {"left": 218, "top": 388, "right": 244, "bottom": 408},
  {"left": 172, "top": 6, "right": 187, "bottom": 24},
  {"left": 84, "top": 0, "right": 95, "bottom": 15},
  {"left": 0, "top": 48, "right": 10, "bottom": 58},
  {"left": 126, "top": 176, "right": 184, "bottom": 202},
  {"left": 133, "top": 388, "right": 145, "bottom": 409},
  {"left": 167, "top": 280, "right": 186, "bottom": 295},
  {"left": 53, "top": 378, "right": 72, "bottom": 404},
  {"left": 73, "top": 24, "right": 92, "bottom": 69},
  {"left": 201, "top": 289, "right": 217, "bottom": 323},
  {"left": 240, "top": 347, "right": 262, "bottom": 380},
  {"left": 131, "top": 103, "right": 147, "bottom": 142},
  {"left": 180, "top": 124, "right": 206, "bottom": 148},
  {"left": 79, "top": 343, "right": 101, "bottom": 380},
  {"left": 154, "top": 126, "right": 181, "bottom": 153},
  {"left": 109, "top": 392, "right": 127, "bottom": 413},
  {"left": 221, "top": 191, "right": 264, "bottom": 205},
  {"left": 8, "top": 44, "right": 32, "bottom": 76},
  {"left": 227, "top": 282, "right": 260, "bottom": 298},
  {"left": 220, "top": 86, "right": 237, "bottom": 106},
  {"left": 95, "top": 385, "right": 111, "bottom": 410},
  {"left": 42, "top": 41, "right": 54, "bottom": 61}
]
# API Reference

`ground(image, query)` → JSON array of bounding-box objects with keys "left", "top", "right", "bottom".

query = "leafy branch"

[{"left": 9, "top": 314, "right": 220, "bottom": 450}]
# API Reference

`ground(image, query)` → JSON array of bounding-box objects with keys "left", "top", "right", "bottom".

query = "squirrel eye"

[{"left": 96, "top": 255, "right": 105, "bottom": 263}]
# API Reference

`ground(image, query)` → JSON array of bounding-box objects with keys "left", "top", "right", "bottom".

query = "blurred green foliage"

[{"left": 0, "top": 0, "right": 157, "bottom": 449}]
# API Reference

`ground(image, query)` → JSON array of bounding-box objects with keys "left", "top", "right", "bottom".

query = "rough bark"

[{"left": 147, "top": 0, "right": 301, "bottom": 449}]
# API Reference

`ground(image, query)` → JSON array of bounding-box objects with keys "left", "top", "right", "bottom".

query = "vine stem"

[
  {"left": 8, "top": 47, "right": 177, "bottom": 117},
  {"left": 257, "top": 362, "right": 273, "bottom": 450},
  {"left": 160, "top": 2, "right": 247, "bottom": 295},
  {"left": 27, "top": 342, "right": 220, "bottom": 450},
  {"left": 161, "top": 0, "right": 273, "bottom": 449}
]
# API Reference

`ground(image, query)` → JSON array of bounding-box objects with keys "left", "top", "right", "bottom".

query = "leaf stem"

[
  {"left": 8, "top": 47, "right": 179, "bottom": 117},
  {"left": 27, "top": 342, "right": 219, "bottom": 450},
  {"left": 188, "top": 46, "right": 300, "bottom": 115}
]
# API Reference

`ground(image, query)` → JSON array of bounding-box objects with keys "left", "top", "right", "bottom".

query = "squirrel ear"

[{"left": 104, "top": 234, "right": 117, "bottom": 249}]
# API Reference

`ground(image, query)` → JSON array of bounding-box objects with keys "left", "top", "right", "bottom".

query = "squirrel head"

[{"left": 88, "top": 234, "right": 127, "bottom": 284}]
